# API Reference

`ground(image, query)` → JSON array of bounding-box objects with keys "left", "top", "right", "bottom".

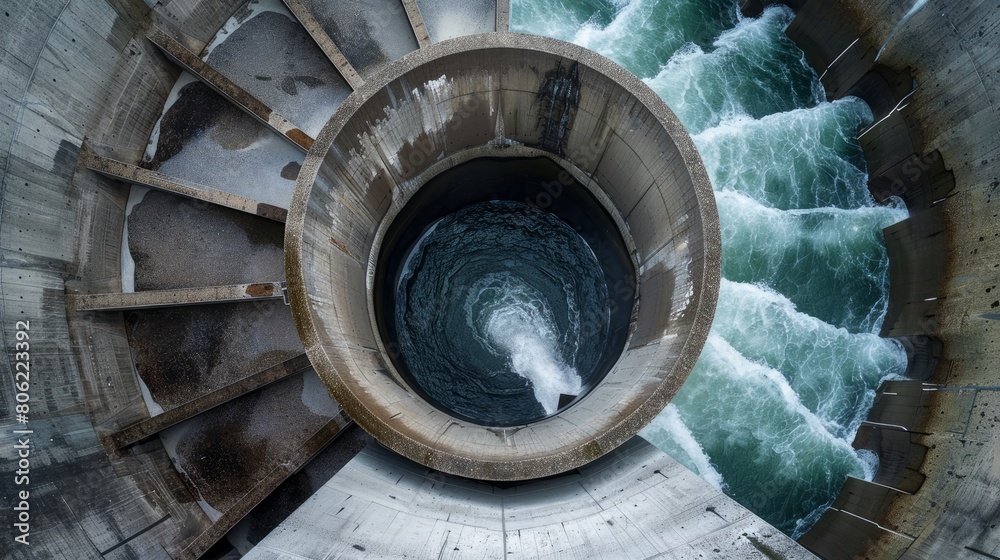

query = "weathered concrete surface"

[
  {"left": 161, "top": 370, "right": 351, "bottom": 560},
  {"left": 280, "top": 0, "right": 364, "bottom": 89},
  {"left": 294, "top": 0, "right": 419, "bottom": 81},
  {"left": 0, "top": 0, "right": 368, "bottom": 555},
  {"left": 882, "top": 205, "right": 946, "bottom": 339},
  {"left": 287, "top": 34, "right": 720, "bottom": 481},
  {"left": 0, "top": 0, "right": 226, "bottom": 557},
  {"left": 227, "top": 423, "right": 375, "bottom": 555},
  {"left": 246, "top": 438, "right": 813, "bottom": 559},
  {"left": 146, "top": 25, "right": 314, "bottom": 150},
  {"left": 125, "top": 189, "right": 286, "bottom": 290},
  {"left": 139, "top": 75, "right": 304, "bottom": 209},
  {"left": 109, "top": 353, "right": 312, "bottom": 449},
  {"left": 202, "top": 3, "right": 351, "bottom": 137},
  {"left": 125, "top": 300, "right": 302, "bottom": 411}
]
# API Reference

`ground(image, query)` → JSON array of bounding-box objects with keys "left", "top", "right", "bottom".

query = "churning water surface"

[
  {"left": 513, "top": 0, "right": 909, "bottom": 537},
  {"left": 395, "top": 201, "right": 611, "bottom": 425}
]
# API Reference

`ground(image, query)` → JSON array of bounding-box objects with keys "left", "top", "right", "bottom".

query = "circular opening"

[
  {"left": 374, "top": 157, "right": 636, "bottom": 426},
  {"left": 287, "top": 34, "right": 720, "bottom": 480}
]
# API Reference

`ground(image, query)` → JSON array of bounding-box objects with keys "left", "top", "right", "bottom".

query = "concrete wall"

[
  {"left": 0, "top": 0, "right": 317, "bottom": 557},
  {"left": 0, "top": 1, "right": 218, "bottom": 557}
]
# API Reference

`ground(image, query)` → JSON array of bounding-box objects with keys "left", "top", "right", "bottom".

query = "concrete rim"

[{"left": 285, "top": 32, "right": 722, "bottom": 481}]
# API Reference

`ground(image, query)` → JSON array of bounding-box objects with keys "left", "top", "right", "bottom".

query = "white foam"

[
  {"left": 643, "top": 5, "right": 823, "bottom": 134},
  {"left": 572, "top": 0, "right": 667, "bottom": 66},
  {"left": 714, "top": 280, "right": 908, "bottom": 429},
  {"left": 693, "top": 99, "right": 875, "bottom": 211},
  {"left": 708, "top": 334, "right": 851, "bottom": 457},
  {"left": 855, "top": 448, "right": 880, "bottom": 481},
  {"left": 641, "top": 404, "right": 727, "bottom": 490},
  {"left": 482, "top": 284, "right": 583, "bottom": 415}
]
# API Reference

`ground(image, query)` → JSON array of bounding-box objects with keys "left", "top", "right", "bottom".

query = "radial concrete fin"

[
  {"left": 281, "top": 0, "right": 365, "bottom": 90},
  {"left": 146, "top": 26, "right": 315, "bottom": 151}
]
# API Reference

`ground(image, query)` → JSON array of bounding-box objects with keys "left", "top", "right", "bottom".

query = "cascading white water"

[
  {"left": 513, "top": 0, "right": 909, "bottom": 537},
  {"left": 473, "top": 275, "right": 584, "bottom": 415}
]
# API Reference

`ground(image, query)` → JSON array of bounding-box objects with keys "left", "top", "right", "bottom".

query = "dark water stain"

[
  {"left": 124, "top": 302, "right": 300, "bottom": 409},
  {"left": 210, "top": 108, "right": 265, "bottom": 150},
  {"left": 296, "top": 75, "right": 324, "bottom": 89},
  {"left": 53, "top": 139, "right": 80, "bottom": 178},
  {"left": 279, "top": 76, "right": 298, "bottom": 96},
  {"left": 175, "top": 401, "right": 269, "bottom": 511},
  {"left": 323, "top": 8, "right": 391, "bottom": 73},
  {"left": 125, "top": 306, "right": 230, "bottom": 408},
  {"left": 143, "top": 81, "right": 268, "bottom": 168},
  {"left": 280, "top": 161, "right": 301, "bottom": 180},
  {"left": 278, "top": 75, "right": 325, "bottom": 96},
  {"left": 206, "top": 9, "right": 349, "bottom": 116},
  {"left": 535, "top": 61, "right": 581, "bottom": 157}
]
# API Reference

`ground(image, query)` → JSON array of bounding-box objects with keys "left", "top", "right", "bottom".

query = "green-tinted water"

[{"left": 512, "top": 0, "right": 908, "bottom": 537}]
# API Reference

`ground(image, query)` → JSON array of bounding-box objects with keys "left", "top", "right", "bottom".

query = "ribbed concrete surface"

[{"left": 784, "top": 1, "right": 1000, "bottom": 558}]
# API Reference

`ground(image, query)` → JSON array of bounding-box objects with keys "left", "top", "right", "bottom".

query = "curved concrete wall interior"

[
  {"left": 288, "top": 35, "right": 720, "bottom": 482},
  {"left": 0, "top": 0, "right": 995, "bottom": 559}
]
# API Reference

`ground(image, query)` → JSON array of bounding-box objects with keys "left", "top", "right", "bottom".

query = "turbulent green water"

[{"left": 512, "top": 0, "right": 909, "bottom": 538}]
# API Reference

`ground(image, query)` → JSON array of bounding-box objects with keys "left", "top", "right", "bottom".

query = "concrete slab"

[
  {"left": 124, "top": 300, "right": 302, "bottom": 412},
  {"left": 125, "top": 189, "right": 284, "bottom": 291},
  {"left": 203, "top": 1, "right": 352, "bottom": 137},
  {"left": 147, "top": 25, "right": 314, "bottom": 150},
  {"left": 295, "top": 0, "right": 420, "bottom": 80},
  {"left": 244, "top": 438, "right": 814, "bottom": 559}
]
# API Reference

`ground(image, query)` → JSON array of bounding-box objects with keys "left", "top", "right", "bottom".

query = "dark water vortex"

[{"left": 395, "top": 200, "right": 611, "bottom": 425}]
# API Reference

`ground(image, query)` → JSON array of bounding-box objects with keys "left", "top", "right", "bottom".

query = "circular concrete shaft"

[
  {"left": 286, "top": 33, "right": 721, "bottom": 481},
  {"left": 373, "top": 156, "right": 639, "bottom": 427}
]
